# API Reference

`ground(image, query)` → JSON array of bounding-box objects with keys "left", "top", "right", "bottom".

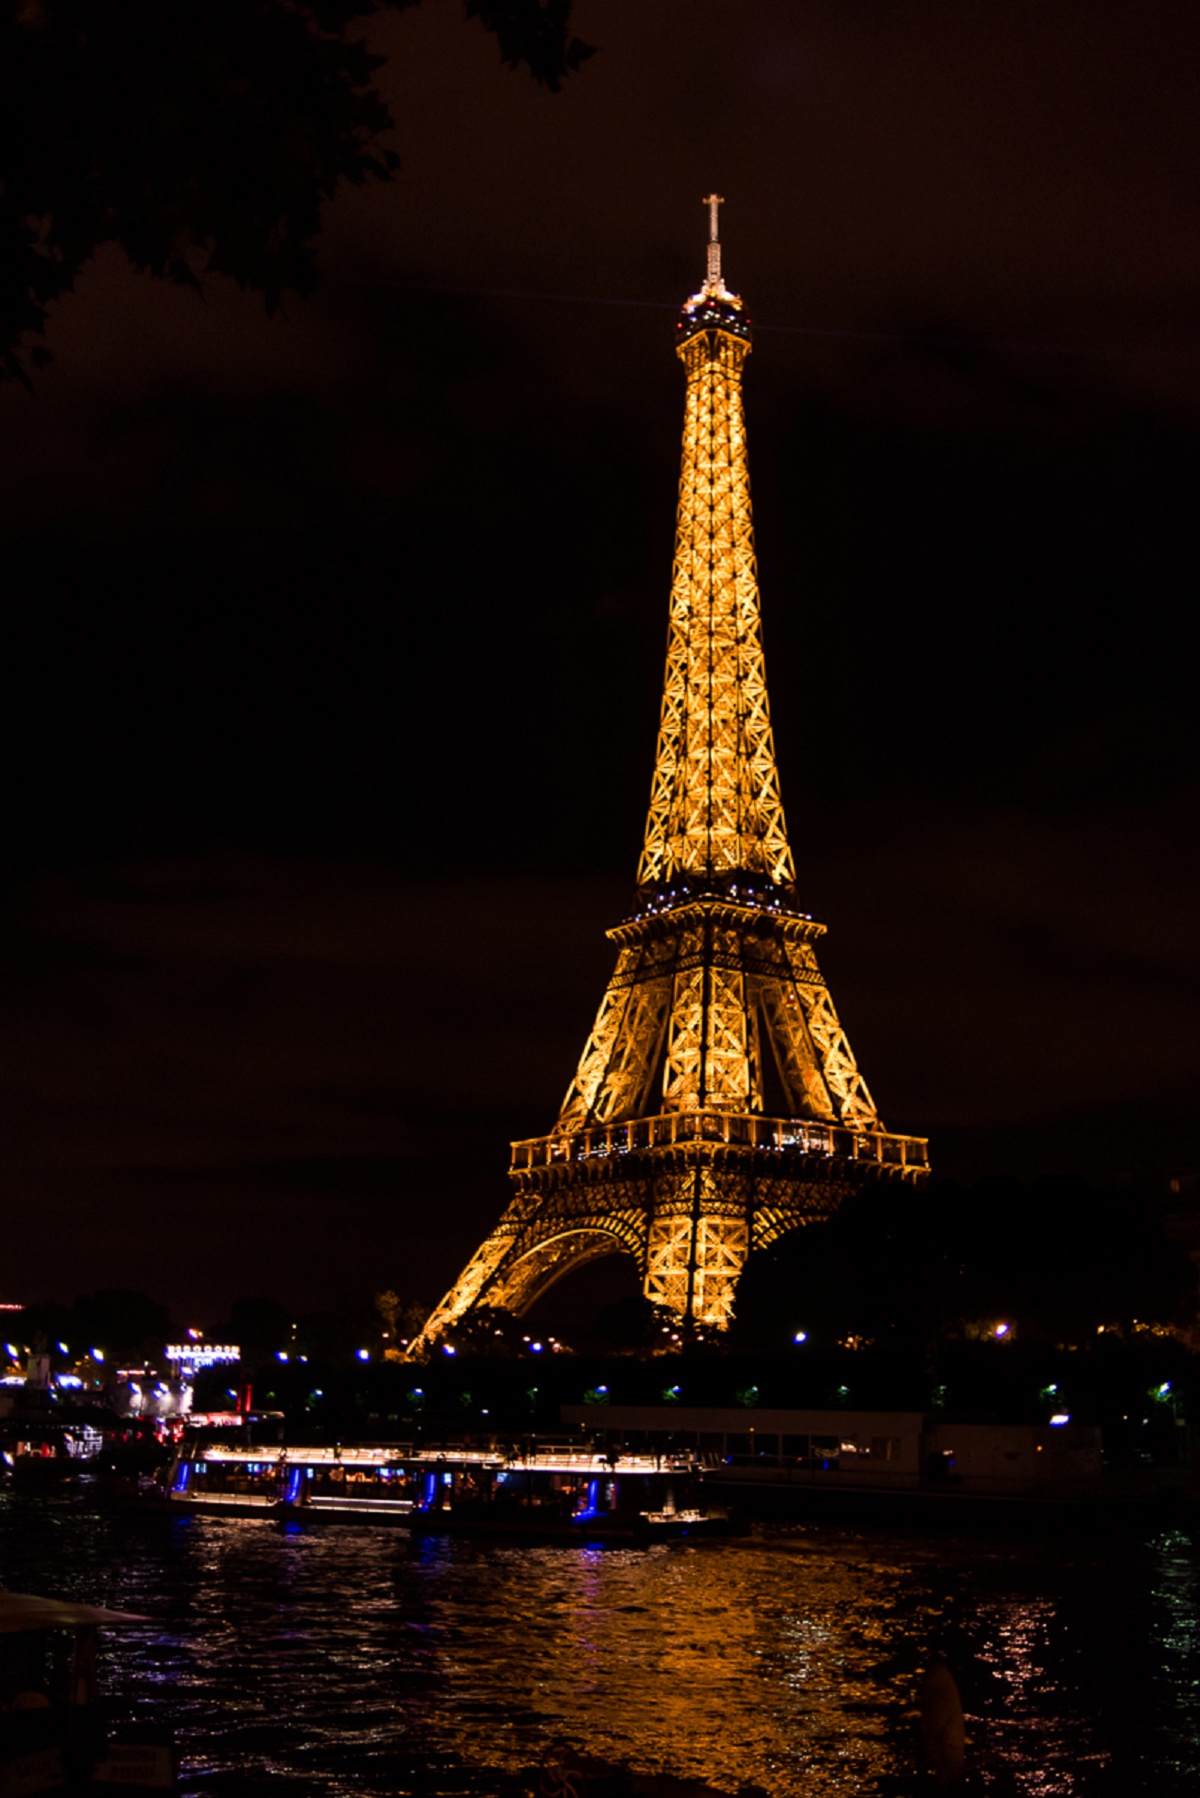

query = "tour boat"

[
  {"left": 0, "top": 1417, "right": 105, "bottom": 1486},
  {"left": 156, "top": 1442, "right": 740, "bottom": 1540}
]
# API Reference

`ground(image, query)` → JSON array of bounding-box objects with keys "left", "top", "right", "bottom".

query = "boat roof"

[
  {"left": 194, "top": 1445, "right": 694, "bottom": 1475},
  {"left": 0, "top": 1591, "right": 149, "bottom": 1635},
  {"left": 201, "top": 1445, "right": 407, "bottom": 1466}
]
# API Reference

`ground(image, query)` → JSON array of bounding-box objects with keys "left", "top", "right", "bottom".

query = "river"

[{"left": 2, "top": 1485, "right": 1197, "bottom": 1796}]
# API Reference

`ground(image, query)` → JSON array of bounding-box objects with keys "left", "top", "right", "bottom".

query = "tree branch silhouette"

[{"left": 0, "top": 0, "right": 594, "bottom": 382}]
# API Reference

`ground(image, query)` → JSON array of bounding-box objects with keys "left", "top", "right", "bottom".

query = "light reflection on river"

[{"left": 2, "top": 1487, "right": 1198, "bottom": 1796}]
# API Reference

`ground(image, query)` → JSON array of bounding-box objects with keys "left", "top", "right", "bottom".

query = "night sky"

[{"left": 3, "top": 1, "right": 1198, "bottom": 1321}]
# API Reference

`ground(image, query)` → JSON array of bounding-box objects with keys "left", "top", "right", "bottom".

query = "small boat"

[
  {"left": 1, "top": 1417, "right": 105, "bottom": 1487},
  {"left": 0, "top": 1588, "right": 175, "bottom": 1793},
  {"left": 399, "top": 1445, "right": 742, "bottom": 1543}
]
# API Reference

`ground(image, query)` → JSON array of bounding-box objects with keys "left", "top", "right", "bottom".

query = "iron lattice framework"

[{"left": 411, "top": 200, "right": 928, "bottom": 1354}]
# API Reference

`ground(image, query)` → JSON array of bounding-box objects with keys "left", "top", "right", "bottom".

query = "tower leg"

[{"left": 644, "top": 1163, "right": 751, "bottom": 1329}]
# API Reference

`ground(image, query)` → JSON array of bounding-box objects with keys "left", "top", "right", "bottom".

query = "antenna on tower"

[{"left": 703, "top": 192, "right": 724, "bottom": 291}]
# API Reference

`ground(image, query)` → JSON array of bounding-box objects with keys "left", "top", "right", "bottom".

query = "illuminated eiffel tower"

[{"left": 412, "top": 200, "right": 928, "bottom": 1353}]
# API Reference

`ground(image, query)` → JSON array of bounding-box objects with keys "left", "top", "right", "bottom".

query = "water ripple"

[{"left": 2, "top": 1488, "right": 1197, "bottom": 1795}]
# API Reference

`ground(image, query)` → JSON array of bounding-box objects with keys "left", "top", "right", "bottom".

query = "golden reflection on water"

[
  {"left": 153, "top": 1522, "right": 941, "bottom": 1793},
  {"left": 412, "top": 1536, "right": 928, "bottom": 1794},
  {"left": 7, "top": 1490, "right": 1199, "bottom": 1797}
]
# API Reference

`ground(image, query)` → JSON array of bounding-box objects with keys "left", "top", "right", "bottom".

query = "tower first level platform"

[{"left": 414, "top": 889, "right": 927, "bottom": 1344}]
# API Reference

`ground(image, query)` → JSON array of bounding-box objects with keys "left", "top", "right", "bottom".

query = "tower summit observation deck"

[{"left": 410, "top": 200, "right": 928, "bottom": 1354}]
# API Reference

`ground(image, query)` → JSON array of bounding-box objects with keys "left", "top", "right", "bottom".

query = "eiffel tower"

[{"left": 412, "top": 199, "right": 928, "bottom": 1353}]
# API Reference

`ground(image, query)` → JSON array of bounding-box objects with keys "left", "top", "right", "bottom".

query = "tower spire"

[{"left": 704, "top": 191, "right": 724, "bottom": 292}]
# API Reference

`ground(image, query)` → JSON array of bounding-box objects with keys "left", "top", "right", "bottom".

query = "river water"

[{"left": 2, "top": 1485, "right": 1198, "bottom": 1797}]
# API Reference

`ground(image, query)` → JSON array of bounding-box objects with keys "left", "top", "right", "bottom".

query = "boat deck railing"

[
  {"left": 403, "top": 1450, "right": 696, "bottom": 1475},
  {"left": 200, "top": 1446, "right": 413, "bottom": 1468}
]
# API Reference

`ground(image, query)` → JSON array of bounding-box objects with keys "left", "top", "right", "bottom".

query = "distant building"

[{"left": 561, "top": 1404, "right": 1104, "bottom": 1497}]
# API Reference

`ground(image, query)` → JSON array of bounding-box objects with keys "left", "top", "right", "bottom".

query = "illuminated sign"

[{"left": 166, "top": 1344, "right": 240, "bottom": 1369}]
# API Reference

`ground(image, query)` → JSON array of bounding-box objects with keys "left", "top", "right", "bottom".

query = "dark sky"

[{"left": 3, "top": 0, "right": 1198, "bottom": 1321}]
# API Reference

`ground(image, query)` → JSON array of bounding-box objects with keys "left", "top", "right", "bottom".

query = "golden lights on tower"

[{"left": 409, "top": 201, "right": 927, "bottom": 1356}]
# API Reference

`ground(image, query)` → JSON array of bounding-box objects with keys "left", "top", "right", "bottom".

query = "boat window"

[{"left": 781, "top": 1435, "right": 808, "bottom": 1459}]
